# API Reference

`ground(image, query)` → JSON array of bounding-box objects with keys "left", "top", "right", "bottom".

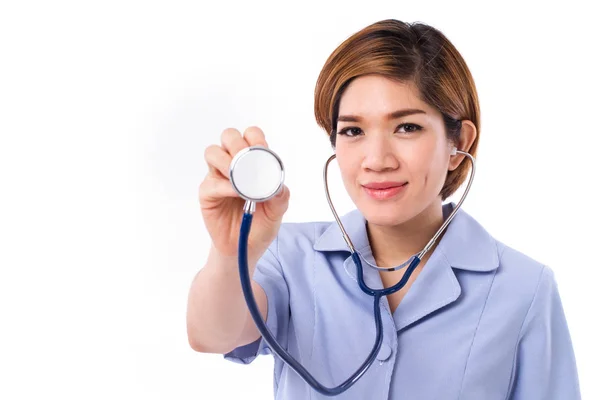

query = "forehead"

[{"left": 338, "top": 74, "right": 433, "bottom": 116}]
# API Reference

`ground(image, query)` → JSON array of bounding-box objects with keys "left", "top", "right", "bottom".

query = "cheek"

[
  {"left": 405, "top": 142, "right": 448, "bottom": 186},
  {"left": 427, "top": 151, "right": 451, "bottom": 189},
  {"left": 335, "top": 148, "right": 345, "bottom": 174},
  {"left": 334, "top": 151, "right": 357, "bottom": 189}
]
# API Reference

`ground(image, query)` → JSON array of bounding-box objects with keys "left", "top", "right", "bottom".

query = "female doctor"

[{"left": 187, "top": 19, "right": 581, "bottom": 399}]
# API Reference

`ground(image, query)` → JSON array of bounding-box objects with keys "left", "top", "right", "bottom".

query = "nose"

[{"left": 360, "top": 134, "right": 399, "bottom": 172}]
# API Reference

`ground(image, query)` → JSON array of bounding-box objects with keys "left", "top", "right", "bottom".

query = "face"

[{"left": 334, "top": 74, "right": 455, "bottom": 227}]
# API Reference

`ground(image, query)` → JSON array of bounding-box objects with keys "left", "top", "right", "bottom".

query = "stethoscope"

[{"left": 229, "top": 145, "right": 475, "bottom": 397}]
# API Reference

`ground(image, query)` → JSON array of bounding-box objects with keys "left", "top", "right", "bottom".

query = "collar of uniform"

[{"left": 312, "top": 202, "right": 500, "bottom": 272}]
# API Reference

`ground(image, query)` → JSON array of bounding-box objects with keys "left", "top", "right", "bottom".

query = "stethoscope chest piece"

[{"left": 229, "top": 146, "right": 285, "bottom": 208}]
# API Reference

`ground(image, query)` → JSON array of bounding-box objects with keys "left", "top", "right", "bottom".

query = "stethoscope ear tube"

[{"left": 238, "top": 212, "right": 385, "bottom": 396}]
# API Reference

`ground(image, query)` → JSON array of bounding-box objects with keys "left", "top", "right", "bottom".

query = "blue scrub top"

[{"left": 224, "top": 203, "right": 581, "bottom": 399}]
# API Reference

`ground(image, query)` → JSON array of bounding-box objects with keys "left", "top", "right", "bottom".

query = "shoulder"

[
  {"left": 267, "top": 219, "right": 332, "bottom": 271},
  {"left": 441, "top": 204, "right": 551, "bottom": 284},
  {"left": 485, "top": 236, "right": 558, "bottom": 319},
  {"left": 496, "top": 239, "right": 559, "bottom": 301},
  {"left": 452, "top": 213, "right": 564, "bottom": 345},
  {"left": 446, "top": 205, "right": 555, "bottom": 314},
  {"left": 495, "top": 240, "right": 549, "bottom": 282},
  {"left": 274, "top": 218, "right": 337, "bottom": 252}
]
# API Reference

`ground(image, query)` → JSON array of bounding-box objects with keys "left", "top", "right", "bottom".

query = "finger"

[
  {"left": 204, "top": 144, "right": 231, "bottom": 179},
  {"left": 242, "top": 126, "right": 268, "bottom": 148},
  {"left": 199, "top": 175, "right": 239, "bottom": 201},
  {"left": 221, "top": 128, "right": 250, "bottom": 158}
]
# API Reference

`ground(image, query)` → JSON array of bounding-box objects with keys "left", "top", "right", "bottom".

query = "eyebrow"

[{"left": 337, "top": 108, "right": 426, "bottom": 123}]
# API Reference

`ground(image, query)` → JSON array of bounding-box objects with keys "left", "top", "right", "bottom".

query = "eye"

[
  {"left": 336, "top": 127, "right": 363, "bottom": 137},
  {"left": 396, "top": 123, "right": 423, "bottom": 134},
  {"left": 336, "top": 123, "right": 423, "bottom": 137}
]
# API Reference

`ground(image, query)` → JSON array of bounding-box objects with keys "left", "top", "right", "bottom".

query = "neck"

[{"left": 366, "top": 199, "right": 445, "bottom": 269}]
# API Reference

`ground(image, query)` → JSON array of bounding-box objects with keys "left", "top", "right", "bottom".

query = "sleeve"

[
  {"left": 508, "top": 266, "right": 581, "bottom": 399},
  {"left": 223, "top": 235, "right": 290, "bottom": 365}
]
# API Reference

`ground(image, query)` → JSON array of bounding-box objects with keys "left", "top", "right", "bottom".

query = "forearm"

[{"left": 186, "top": 245, "right": 262, "bottom": 353}]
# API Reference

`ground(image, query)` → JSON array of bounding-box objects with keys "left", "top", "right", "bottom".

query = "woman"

[{"left": 187, "top": 19, "right": 580, "bottom": 399}]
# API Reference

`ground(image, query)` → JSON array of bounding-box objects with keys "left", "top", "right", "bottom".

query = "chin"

[{"left": 358, "top": 202, "right": 412, "bottom": 227}]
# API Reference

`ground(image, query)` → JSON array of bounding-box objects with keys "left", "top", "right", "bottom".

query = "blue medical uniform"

[{"left": 224, "top": 203, "right": 581, "bottom": 399}]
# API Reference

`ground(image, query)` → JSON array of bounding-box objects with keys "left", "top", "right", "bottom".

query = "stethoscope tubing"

[{"left": 238, "top": 212, "right": 385, "bottom": 396}]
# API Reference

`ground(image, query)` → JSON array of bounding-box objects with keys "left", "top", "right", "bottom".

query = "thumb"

[{"left": 263, "top": 184, "right": 290, "bottom": 220}]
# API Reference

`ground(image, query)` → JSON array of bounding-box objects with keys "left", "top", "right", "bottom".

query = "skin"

[{"left": 334, "top": 74, "right": 477, "bottom": 311}]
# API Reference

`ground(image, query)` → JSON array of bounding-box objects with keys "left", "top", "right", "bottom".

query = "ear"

[{"left": 448, "top": 120, "right": 477, "bottom": 171}]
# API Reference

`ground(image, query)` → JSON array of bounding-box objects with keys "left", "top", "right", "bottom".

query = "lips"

[
  {"left": 361, "top": 181, "right": 408, "bottom": 200},
  {"left": 362, "top": 181, "right": 407, "bottom": 189}
]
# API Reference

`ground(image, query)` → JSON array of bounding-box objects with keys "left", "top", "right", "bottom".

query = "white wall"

[{"left": 1, "top": 1, "right": 598, "bottom": 398}]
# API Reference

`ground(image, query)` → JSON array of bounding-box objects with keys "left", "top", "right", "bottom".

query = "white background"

[{"left": 1, "top": 1, "right": 598, "bottom": 399}]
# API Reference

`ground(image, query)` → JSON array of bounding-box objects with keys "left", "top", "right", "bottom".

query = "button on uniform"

[{"left": 376, "top": 343, "right": 392, "bottom": 362}]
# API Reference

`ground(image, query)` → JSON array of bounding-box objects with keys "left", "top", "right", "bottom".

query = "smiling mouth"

[
  {"left": 362, "top": 182, "right": 408, "bottom": 200},
  {"left": 362, "top": 182, "right": 408, "bottom": 189}
]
